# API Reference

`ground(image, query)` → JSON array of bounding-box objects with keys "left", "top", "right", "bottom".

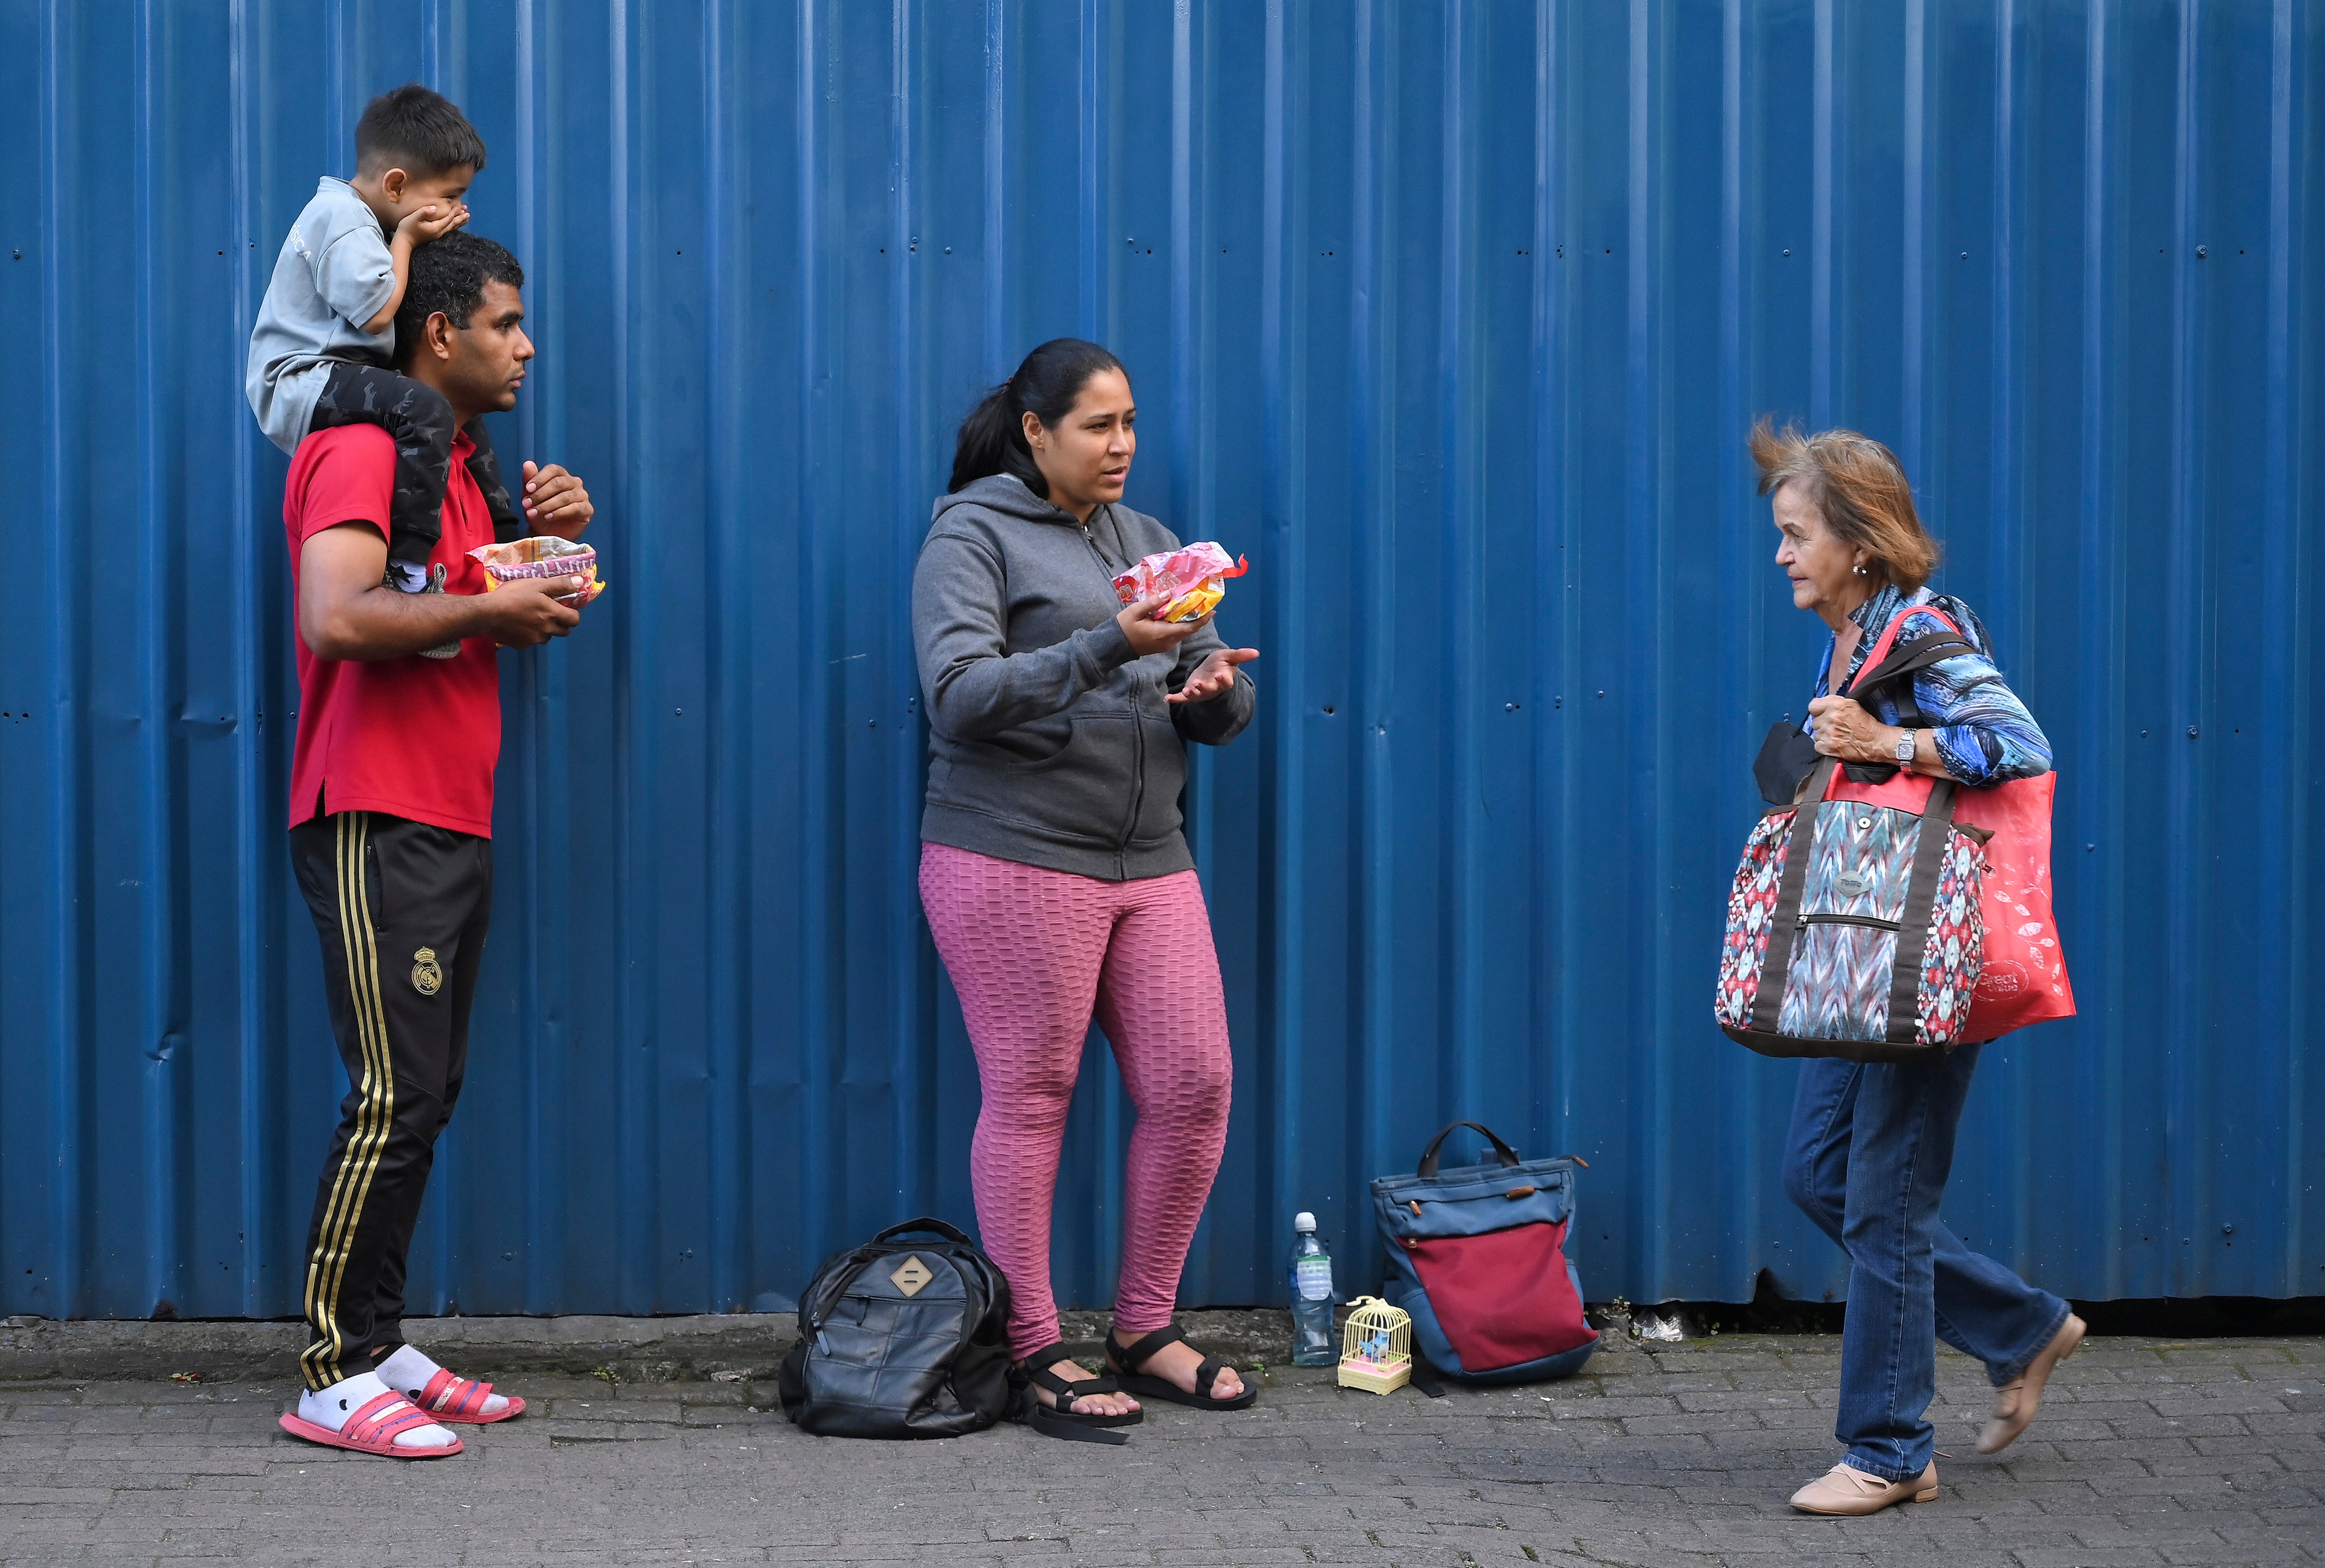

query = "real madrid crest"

[{"left": 411, "top": 946, "right": 443, "bottom": 996}]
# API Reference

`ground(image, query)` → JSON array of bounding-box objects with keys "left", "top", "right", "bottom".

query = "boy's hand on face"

[
  {"left": 520, "top": 461, "right": 593, "bottom": 537},
  {"left": 396, "top": 200, "right": 469, "bottom": 248}
]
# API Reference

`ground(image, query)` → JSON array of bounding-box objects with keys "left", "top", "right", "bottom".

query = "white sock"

[
  {"left": 297, "top": 1370, "right": 458, "bottom": 1449},
  {"left": 375, "top": 1344, "right": 511, "bottom": 1417}
]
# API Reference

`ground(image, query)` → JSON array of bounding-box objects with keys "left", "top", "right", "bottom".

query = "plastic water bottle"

[{"left": 1288, "top": 1211, "right": 1337, "bottom": 1366}]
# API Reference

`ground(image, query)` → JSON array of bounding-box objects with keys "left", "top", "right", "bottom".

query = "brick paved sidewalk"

[{"left": 1, "top": 1332, "right": 2317, "bottom": 1566}]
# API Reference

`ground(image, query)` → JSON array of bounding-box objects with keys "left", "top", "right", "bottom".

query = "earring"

[{"left": 1853, "top": 564, "right": 1867, "bottom": 577}]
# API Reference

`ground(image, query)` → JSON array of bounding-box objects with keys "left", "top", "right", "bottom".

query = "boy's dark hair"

[
  {"left": 392, "top": 232, "right": 525, "bottom": 368},
  {"left": 355, "top": 84, "right": 488, "bottom": 177}
]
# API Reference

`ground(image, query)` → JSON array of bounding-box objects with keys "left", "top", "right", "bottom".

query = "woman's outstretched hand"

[{"left": 1170, "top": 646, "right": 1260, "bottom": 704}]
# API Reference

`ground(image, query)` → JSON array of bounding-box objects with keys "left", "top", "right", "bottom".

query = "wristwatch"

[{"left": 1894, "top": 729, "right": 1917, "bottom": 765}]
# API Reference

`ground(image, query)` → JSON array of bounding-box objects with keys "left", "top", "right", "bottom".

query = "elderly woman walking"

[{"left": 1752, "top": 420, "right": 2086, "bottom": 1516}]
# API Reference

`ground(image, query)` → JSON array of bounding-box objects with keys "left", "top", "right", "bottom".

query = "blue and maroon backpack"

[{"left": 1370, "top": 1122, "right": 1598, "bottom": 1385}]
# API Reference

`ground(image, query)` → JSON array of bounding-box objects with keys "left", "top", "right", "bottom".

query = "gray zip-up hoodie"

[{"left": 912, "top": 473, "right": 1257, "bottom": 881}]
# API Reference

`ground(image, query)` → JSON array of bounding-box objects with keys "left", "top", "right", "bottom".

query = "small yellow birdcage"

[{"left": 1336, "top": 1296, "right": 1413, "bottom": 1393}]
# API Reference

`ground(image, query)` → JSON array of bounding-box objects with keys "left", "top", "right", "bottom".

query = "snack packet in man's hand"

[
  {"left": 1111, "top": 543, "right": 1249, "bottom": 624},
  {"left": 469, "top": 536, "right": 607, "bottom": 606}
]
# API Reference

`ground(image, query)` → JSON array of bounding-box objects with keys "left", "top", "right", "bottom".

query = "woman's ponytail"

[
  {"left": 947, "top": 338, "right": 1126, "bottom": 498},
  {"left": 948, "top": 381, "right": 1040, "bottom": 495}
]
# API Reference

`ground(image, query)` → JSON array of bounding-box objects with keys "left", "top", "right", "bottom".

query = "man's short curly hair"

[{"left": 392, "top": 231, "right": 524, "bottom": 369}]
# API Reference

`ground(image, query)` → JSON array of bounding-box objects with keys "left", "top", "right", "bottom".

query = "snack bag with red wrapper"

[
  {"left": 468, "top": 535, "right": 607, "bottom": 607},
  {"left": 1110, "top": 542, "right": 1249, "bottom": 624}
]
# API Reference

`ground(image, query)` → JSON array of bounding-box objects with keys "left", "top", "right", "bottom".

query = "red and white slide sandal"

[
  {"left": 277, "top": 1390, "right": 464, "bottom": 1459},
  {"left": 409, "top": 1367, "right": 526, "bottom": 1424}
]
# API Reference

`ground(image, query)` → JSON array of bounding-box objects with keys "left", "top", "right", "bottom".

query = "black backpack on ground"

[{"left": 778, "top": 1218, "right": 1014, "bottom": 1439}]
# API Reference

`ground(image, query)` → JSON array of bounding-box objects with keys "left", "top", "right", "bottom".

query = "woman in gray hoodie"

[{"left": 912, "top": 339, "right": 1259, "bottom": 1441}]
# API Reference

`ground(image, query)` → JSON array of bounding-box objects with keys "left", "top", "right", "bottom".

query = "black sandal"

[
  {"left": 1105, "top": 1324, "right": 1259, "bottom": 1410},
  {"left": 1015, "top": 1343, "right": 1141, "bottom": 1445}
]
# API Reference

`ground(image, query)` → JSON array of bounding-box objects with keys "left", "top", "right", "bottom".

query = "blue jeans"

[{"left": 1782, "top": 1044, "right": 2070, "bottom": 1481}]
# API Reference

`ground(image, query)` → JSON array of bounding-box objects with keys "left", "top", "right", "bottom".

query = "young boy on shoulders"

[{"left": 247, "top": 83, "right": 522, "bottom": 655}]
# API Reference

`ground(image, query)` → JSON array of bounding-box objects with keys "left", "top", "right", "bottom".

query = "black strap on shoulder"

[
  {"left": 1844, "top": 632, "right": 1979, "bottom": 733},
  {"left": 1767, "top": 628, "right": 1974, "bottom": 803},
  {"left": 1842, "top": 633, "right": 1978, "bottom": 701},
  {"left": 1417, "top": 1121, "right": 1523, "bottom": 1178},
  {"left": 1834, "top": 633, "right": 1978, "bottom": 779},
  {"left": 1883, "top": 779, "right": 1960, "bottom": 1046},
  {"left": 1749, "top": 757, "right": 1836, "bottom": 1037}
]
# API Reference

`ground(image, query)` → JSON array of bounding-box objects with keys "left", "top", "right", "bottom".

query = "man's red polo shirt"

[{"left": 284, "top": 424, "right": 501, "bottom": 836}]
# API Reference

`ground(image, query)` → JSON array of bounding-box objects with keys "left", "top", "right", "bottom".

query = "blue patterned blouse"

[{"left": 1809, "top": 583, "right": 2052, "bottom": 787}]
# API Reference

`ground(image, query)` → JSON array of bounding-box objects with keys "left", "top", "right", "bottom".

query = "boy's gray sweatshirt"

[
  {"left": 912, "top": 474, "right": 1256, "bottom": 882},
  {"left": 247, "top": 178, "right": 400, "bottom": 454}
]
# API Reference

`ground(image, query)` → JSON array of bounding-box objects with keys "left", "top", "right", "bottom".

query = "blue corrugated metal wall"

[{"left": 0, "top": 0, "right": 2317, "bottom": 1321}]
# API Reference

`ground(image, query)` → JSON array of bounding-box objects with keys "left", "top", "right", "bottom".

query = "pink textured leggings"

[{"left": 919, "top": 843, "right": 1233, "bottom": 1360}]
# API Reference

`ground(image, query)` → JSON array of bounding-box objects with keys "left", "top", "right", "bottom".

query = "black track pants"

[
  {"left": 290, "top": 810, "right": 493, "bottom": 1392},
  {"left": 308, "top": 362, "right": 523, "bottom": 583}
]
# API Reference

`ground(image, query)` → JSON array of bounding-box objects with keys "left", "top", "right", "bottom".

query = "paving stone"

[{"left": 0, "top": 1335, "right": 2316, "bottom": 1564}]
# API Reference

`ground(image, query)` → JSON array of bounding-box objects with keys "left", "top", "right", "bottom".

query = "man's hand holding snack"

[
  {"left": 299, "top": 500, "right": 596, "bottom": 661},
  {"left": 477, "top": 576, "right": 587, "bottom": 648}
]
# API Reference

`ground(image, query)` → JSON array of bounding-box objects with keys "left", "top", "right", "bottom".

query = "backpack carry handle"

[
  {"left": 797, "top": 1217, "right": 983, "bottom": 1334},
  {"left": 872, "top": 1217, "right": 977, "bottom": 1248},
  {"left": 1417, "top": 1121, "right": 1523, "bottom": 1179}
]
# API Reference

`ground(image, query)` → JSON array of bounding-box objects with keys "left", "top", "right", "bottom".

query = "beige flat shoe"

[
  {"left": 1789, "top": 1461, "right": 1939, "bottom": 1515},
  {"left": 1978, "top": 1311, "right": 2087, "bottom": 1454}
]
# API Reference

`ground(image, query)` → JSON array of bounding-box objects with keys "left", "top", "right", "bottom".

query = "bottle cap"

[{"left": 1294, "top": 1211, "right": 1316, "bottom": 1232}]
